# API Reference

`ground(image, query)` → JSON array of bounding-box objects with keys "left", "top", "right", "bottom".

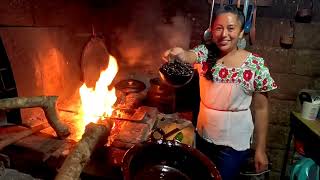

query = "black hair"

[
  {"left": 204, "top": 5, "right": 244, "bottom": 81},
  {"left": 213, "top": 5, "right": 245, "bottom": 30}
]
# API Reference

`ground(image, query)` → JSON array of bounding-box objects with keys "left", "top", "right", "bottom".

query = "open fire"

[
  {"left": 55, "top": 55, "right": 120, "bottom": 179},
  {"left": 76, "top": 55, "right": 119, "bottom": 138}
]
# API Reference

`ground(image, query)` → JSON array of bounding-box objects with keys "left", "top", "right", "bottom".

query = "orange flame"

[{"left": 79, "top": 55, "right": 118, "bottom": 126}]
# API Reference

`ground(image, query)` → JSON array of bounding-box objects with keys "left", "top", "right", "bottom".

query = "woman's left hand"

[{"left": 254, "top": 150, "right": 268, "bottom": 173}]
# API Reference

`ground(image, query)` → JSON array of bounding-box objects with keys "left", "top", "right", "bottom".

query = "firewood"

[
  {"left": 55, "top": 120, "right": 112, "bottom": 180},
  {"left": 0, "top": 123, "right": 48, "bottom": 150},
  {"left": 0, "top": 96, "right": 70, "bottom": 139}
]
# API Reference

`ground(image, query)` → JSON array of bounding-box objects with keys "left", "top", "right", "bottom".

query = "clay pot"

[
  {"left": 122, "top": 138, "right": 221, "bottom": 180},
  {"left": 146, "top": 78, "right": 176, "bottom": 114},
  {"left": 295, "top": 0, "right": 313, "bottom": 23},
  {"left": 280, "top": 21, "right": 295, "bottom": 49}
]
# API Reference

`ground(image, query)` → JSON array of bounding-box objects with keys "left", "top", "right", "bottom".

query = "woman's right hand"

[{"left": 162, "top": 47, "right": 186, "bottom": 62}]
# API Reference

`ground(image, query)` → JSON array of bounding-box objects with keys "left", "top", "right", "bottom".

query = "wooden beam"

[{"left": 209, "top": 0, "right": 272, "bottom": 7}]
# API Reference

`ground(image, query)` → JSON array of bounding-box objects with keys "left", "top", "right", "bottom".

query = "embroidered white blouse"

[{"left": 191, "top": 44, "right": 277, "bottom": 151}]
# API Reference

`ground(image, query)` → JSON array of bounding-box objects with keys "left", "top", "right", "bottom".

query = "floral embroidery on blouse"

[
  {"left": 191, "top": 44, "right": 277, "bottom": 93},
  {"left": 191, "top": 44, "right": 208, "bottom": 63}
]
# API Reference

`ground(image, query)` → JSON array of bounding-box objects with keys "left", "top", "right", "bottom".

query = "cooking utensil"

[
  {"left": 237, "top": 0, "right": 249, "bottom": 49},
  {"left": 80, "top": 26, "right": 110, "bottom": 87},
  {"left": 114, "top": 79, "right": 146, "bottom": 94},
  {"left": 122, "top": 135, "right": 221, "bottom": 180},
  {"left": 237, "top": 0, "right": 241, "bottom": 8},
  {"left": 150, "top": 120, "right": 191, "bottom": 141},
  {"left": 59, "top": 106, "right": 146, "bottom": 121},
  {"left": 244, "top": 4, "right": 254, "bottom": 33},
  {"left": 295, "top": 0, "right": 313, "bottom": 23},
  {"left": 237, "top": 37, "right": 247, "bottom": 49},
  {"left": 159, "top": 60, "right": 194, "bottom": 88},
  {"left": 203, "top": 0, "right": 215, "bottom": 43},
  {"left": 249, "top": 0, "right": 257, "bottom": 45},
  {"left": 159, "top": 70, "right": 194, "bottom": 88},
  {"left": 280, "top": 20, "right": 295, "bottom": 49},
  {"left": 243, "top": 0, "right": 249, "bottom": 20},
  {"left": 219, "top": 0, "right": 224, "bottom": 7},
  {"left": 146, "top": 78, "right": 176, "bottom": 114}
]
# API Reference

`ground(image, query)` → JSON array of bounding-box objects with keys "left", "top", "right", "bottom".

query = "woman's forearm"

[
  {"left": 254, "top": 108, "right": 268, "bottom": 152},
  {"left": 253, "top": 92, "right": 269, "bottom": 152}
]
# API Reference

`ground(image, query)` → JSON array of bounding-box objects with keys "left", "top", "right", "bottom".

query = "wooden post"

[
  {"left": 0, "top": 96, "right": 70, "bottom": 139},
  {"left": 55, "top": 120, "right": 113, "bottom": 180}
]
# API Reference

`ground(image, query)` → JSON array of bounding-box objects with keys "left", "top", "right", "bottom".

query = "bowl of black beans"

[{"left": 159, "top": 59, "right": 194, "bottom": 88}]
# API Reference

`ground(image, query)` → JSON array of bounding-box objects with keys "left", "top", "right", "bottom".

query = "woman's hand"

[
  {"left": 162, "top": 47, "right": 186, "bottom": 62},
  {"left": 254, "top": 149, "right": 268, "bottom": 173}
]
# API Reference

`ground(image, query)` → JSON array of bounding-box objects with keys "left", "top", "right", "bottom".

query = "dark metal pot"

[{"left": 121, "top": 132, "right": 221, "bottom": 180}]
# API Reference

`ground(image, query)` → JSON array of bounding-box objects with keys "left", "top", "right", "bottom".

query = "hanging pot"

[
  {"left": 80, "top": 27, "right": 110, "bottom": 87},
  {"left": 280, "top": 20, "right": 295, "bottom": 49},
  {"left": 122, "top": 129, "right": 221, "bottom": 180},
  {"left": 295, "top": 0, "right": 313, "bottom": 23}
]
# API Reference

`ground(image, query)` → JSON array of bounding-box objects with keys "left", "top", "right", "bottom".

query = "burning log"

[
  {"left": 55, "top": 120, "right": 112, "bottom": 180},
  {"left": 0, "top": 96, "right": 70, "bottom": 139}
]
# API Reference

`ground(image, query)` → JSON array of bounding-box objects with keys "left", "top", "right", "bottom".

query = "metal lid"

[{"left": 115, "top": 79, "right": 146, "bottom": 94}]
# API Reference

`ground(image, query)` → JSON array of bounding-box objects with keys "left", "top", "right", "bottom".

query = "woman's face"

[{"left": 211, "top": 12, "right": 243, "bottom": 53}]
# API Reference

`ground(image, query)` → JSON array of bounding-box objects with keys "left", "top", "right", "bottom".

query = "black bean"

[{"left": 159, "top": 59, "right": 193, "bottom": 85}]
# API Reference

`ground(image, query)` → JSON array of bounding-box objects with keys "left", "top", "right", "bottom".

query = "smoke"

[{"left": 114, "top": 0, "right": 192, "bottom": 67}]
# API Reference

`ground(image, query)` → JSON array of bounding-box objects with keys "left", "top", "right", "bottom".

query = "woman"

[{"left": 163, "top": 5, "right": 277, "bottom": 180}]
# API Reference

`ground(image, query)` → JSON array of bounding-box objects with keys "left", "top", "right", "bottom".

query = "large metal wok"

[{"left": 121, "top": 129, "right": 221, "bottom": 180}]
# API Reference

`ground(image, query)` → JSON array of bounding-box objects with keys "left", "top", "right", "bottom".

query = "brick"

[
  {"left": 0, "top": 0, "right": 33, "bottom": 25},
  {"left": 267, "top": 148, "right": 286, "bottom": 172},
  {"left": 248, "top": 18, "right": 320, "bottom": 49},
  {"left": 248, "top": 44, "right": 320, "bottom": 78},
  {"left": 31, "top": 1, "right": 91, "bottom": 27},
  {"left": 294, "top": 22, "right": 320, "bottom": 49},
  {"left": 267, "top": 124, "right": 290, "bottom": 149},
  {"left": 253, "top": 18, "right": 281, "bottom": 47},
  {"left": 248, "top": 46, "right": 292, "bottom": 74},
  {"left": 270, "top": 73, "right": 314, "bottom": 100},
  {"left": 313, "top": 77, "right": 320, "bottom": 89},
  {"left": 269, "top": 99, "right": 296, "bottom": 126},
  {"left": 269, "top": 171, "right": 281, "bottom": 180},
  {"left": 289, "top": 49, "right": 320, "bottom": 76}
]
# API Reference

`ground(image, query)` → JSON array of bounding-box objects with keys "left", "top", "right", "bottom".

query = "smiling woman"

[{"left": 162, "top": 5, "right": 277, "bottom": 180}]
